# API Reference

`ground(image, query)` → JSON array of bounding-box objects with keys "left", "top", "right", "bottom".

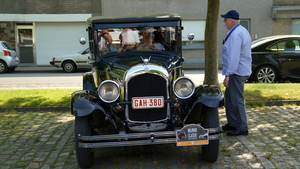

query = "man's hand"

[{"left": 223, "top": 76, "right": 229, "bottom": 88}]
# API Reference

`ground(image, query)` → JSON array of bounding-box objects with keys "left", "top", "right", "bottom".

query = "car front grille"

[{"left": 126, "top": 73, "right": 168, "bottom": 122}]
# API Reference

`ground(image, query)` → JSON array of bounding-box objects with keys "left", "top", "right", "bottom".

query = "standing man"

[{"left": 220, "top": 10, "right": 252, "bottom": 136}]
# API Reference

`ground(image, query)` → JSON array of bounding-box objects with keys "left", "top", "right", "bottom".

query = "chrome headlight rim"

[
  {"left": 98, "top": 80, "right": 120, "bottom": 103},
  {"left": 173, "top": 77, "right": 195, "bottom": 99}
]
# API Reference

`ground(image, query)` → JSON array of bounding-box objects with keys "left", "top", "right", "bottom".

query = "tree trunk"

[{"left": 203, "top": 0, "right": 220, "bottom": 85}]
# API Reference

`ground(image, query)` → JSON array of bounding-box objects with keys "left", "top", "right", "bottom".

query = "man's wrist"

[{"left": 225, "top": 75, "right": 230, "bottom": 77}]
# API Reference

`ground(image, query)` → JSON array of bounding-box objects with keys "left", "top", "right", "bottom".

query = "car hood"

[{"left": 94, "top": 51, "right": 182, "bottom": 77}]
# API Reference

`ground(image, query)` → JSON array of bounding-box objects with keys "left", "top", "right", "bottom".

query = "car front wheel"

[
  {"left": 254, "top": 65, "right": 278, "bottom": 83},
  {"left": 63, "top": 61, "right": 77, "bottom": 73},
  {"left": 75, "top": 116, "right": 94, "bottom": 168},
  {"left": 201, "top": 106, "right": 220, "bottom": 163}
]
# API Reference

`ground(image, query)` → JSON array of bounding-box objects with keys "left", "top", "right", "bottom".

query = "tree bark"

[{"left": 203, "top": 0, "right": 220, "bottom": 85}]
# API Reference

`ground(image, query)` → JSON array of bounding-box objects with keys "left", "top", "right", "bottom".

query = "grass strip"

[
  {"left": 0, "top": 83, "right": 300, "bottom": 108},
  {"left": 0, "top": 89, "right": 79, "bottom": 108}
]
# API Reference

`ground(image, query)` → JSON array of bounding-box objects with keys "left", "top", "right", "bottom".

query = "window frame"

[
  {"left": 182, "top": 20, "right": 205, "bottom": 49},
  {"left": 181, "top": 19, "right": 251, "bottom": 50}
]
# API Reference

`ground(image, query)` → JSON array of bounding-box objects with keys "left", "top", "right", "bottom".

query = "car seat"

[{"left": 284, "top": 41, "right": 295, "bottom": 51}]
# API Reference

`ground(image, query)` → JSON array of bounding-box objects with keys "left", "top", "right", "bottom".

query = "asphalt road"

[{"left": 0, "top": 66, "right": 224, "bottom": 89}]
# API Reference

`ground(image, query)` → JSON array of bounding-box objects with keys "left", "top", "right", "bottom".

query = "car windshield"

[{"left": 96, "top": 26, "right": 180, "bottom": 57}]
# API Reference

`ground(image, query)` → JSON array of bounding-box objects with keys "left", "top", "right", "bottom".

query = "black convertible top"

[{"left": 87, "top": 13, "right": 181, "bottom": 24}]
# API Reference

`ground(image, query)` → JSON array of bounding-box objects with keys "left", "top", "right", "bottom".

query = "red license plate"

[{"left": 132, "top": 96, "right": 164, "bottom": 109}]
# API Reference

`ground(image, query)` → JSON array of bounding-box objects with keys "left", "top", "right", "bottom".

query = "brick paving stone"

[
  {"left": 249, "top": 162, "right": 263, "bottom": 169},
  {"left": 1, "top": 107, "right": 300, "bottom": 168},
  {"left": 27, "top": 163, "right": 40, "bottom": 168}
]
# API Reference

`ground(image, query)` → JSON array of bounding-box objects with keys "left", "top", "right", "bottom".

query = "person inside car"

[
  {"left": 118, "top": 28, "right": 140, "bottom": 52},
  {"left": 98, "top": 29, "right": 112, "bottom": 54}
]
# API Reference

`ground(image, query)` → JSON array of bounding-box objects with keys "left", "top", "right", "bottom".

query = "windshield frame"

[{"left": 87, "top": 14, "right": 182, "bottom": 59}]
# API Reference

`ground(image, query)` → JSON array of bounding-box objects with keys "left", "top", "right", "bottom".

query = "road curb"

[
  {"left": 0, "top": 106, "right": 70, "bottom": 112},
  {"left": 250, "top": 100, "right": 300, "bottom": 106}
]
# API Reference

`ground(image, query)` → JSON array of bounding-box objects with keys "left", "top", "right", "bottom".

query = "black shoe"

[
  {"left": 222, "top": 124, "right": 236, "bottom": 131},
  {"left": 227, "top": 130, "right": 248, "bottom": 136}
]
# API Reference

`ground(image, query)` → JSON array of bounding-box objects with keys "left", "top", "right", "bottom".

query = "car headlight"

[
  {"left": 173, "top": 77, "right": 195, "bottom": 99},
  {"left": 98, "top": 80, "right": 120, "bottom": 103}
]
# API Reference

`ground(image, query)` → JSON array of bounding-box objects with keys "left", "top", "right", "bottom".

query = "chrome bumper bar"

[{"left": 78, "top": 126, "right": 222, "bottom": 148}]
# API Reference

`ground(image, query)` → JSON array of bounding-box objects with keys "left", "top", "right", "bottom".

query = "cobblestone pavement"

[{"left": 1, "top": 106, "right": 300, "bottom": 169}]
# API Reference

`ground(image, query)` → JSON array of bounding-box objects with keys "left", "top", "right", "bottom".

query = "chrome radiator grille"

[{"left": 126, "top": 73, "right": 168, "bottom": 121}]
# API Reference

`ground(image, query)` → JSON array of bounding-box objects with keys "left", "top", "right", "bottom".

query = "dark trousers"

[{"left": 225, "top": 74, "right": 249, "bottom": 132}]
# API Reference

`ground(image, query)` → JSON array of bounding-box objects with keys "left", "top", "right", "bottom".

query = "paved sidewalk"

[
  {"left": 1, "top": 66, "right": 300, "bottom": 168},
  {"left": 1, "top": 106, "right": 300, "bottom": 168}
]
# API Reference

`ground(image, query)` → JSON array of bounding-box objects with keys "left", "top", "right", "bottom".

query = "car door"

[
  {"left": 275, "top": 39, "right": 300, "bottom": 78},
  {"left": 77, "top": 48, "right": 90, "bottom": 68}
]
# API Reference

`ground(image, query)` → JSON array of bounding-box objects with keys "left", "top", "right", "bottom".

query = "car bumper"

[
  {"left": 4, "top": 56, "right": 19, "bottom": 68},
  {"left": 77, "top": 126, "right": 222, "bottom": 148},
  {"left": 49, "top": 61, "right": 59, "bottom": 68}
]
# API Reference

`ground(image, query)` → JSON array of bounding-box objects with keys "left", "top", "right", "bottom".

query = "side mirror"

[
  {"left": 79, "top": 37, "right": 86, "bottom": 45},
  {"left": 187, "top": 33, "right": 195, "bottom": 41}
]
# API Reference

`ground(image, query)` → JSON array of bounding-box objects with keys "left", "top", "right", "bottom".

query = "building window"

[
  {"left": 182, "top": 21, "right": 205, "bottom": 49},
  {"left": 240, "top": 19, "right": 251, "bottom": 33},
  {"left": 182, "top": 20, "right": 250, "bottom": 49},
  {"left": 292, "top": 19, "right": 300, "bottom": 35}
]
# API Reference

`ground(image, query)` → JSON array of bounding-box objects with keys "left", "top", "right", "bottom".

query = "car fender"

[
  {"left": 83, "top": 72, "right": 97, "bottom": 91},
  {"left": 0, "top": 58, "right": 7, "bottom": 64},
  {"left": 250, "top": 54, "right": 280, "bottom": 79},
  {"left": 60, "top": 58, "right": 77, "bottom": 67},
  {"left": 183, "top": 85, "right": 224, "bottom": 124},
  {"left": 183, "top": 85, "right": 223, "bottom": 124},
  {"left": 71, "top": 90, "right": 117, "bottom": 130},
  {"left": 191, "top": 85, "right": 224, "bottom": 108}
]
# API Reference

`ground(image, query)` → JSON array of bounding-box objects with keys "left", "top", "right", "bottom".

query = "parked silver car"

[
  {"left": 50, "top": 48, "right": 90, "bottom": 73},
  {"left": 0, "top": 41, "right": 19, "bottom": 73}
]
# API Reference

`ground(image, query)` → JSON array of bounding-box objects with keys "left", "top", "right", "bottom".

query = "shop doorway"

[{"left": 16, "top": 25, "right": 35, "bottom": 64}]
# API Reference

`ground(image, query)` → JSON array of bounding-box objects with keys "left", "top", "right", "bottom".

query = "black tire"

[
  {"left": 62, "top": 61, "right": 77, "bottom": 73},
  {"left": 201, "top": 106, "right": 220, "bottom": 163},
  {"left": 254, "top": 65, "right": 278, "bottom": 83},
  {"left": 75, "top": 116, "right": 94, "bottom": 168},
  {"left": 0, "top": 61, "right": 8, "bottom": 73}
]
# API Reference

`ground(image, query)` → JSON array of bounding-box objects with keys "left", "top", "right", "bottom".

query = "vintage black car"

[{"left": 71, "top": 13, "right": 224, "bottom": 168}]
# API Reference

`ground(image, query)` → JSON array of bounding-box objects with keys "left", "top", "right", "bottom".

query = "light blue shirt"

[{"left": 222, "top": 25, "right": 252, "bottom": 76}]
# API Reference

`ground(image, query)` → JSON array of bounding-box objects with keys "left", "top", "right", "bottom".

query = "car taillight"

[{"left": 3, "top": 50, "right": 11, "bottom": 56}]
